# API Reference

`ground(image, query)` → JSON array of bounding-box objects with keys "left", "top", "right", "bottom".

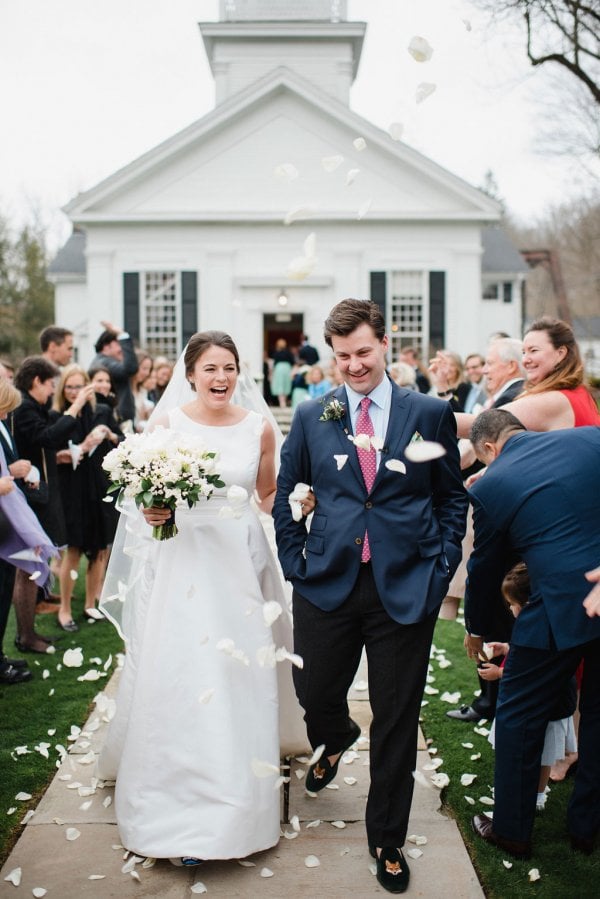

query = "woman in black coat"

[
  {"left": 12, "top": 356, "right": 91, "bottom": 651},
  {"left": 51, "top": 365, "right": 122, "bottom": 629}
]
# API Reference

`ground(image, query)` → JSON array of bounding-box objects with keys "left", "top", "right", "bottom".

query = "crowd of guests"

[{"left": 0, "top": 325, "right": 173, "bottom": 684}]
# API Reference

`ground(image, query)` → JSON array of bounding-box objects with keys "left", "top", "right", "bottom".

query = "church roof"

[
  {"left": 482, "top": 225, "right": 528, "bottom": 274},
  {"left": 47, "top": 227, "right": 86, "bottom": 276}
]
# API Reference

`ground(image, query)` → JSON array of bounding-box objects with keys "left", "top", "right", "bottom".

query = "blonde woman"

[{"left": 51, "top": 365, "right": 118, "bottom": 629}]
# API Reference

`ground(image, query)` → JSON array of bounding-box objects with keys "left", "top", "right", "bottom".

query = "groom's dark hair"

[{"left": 324, "top": 299, "right": 385, "bottom": 347}]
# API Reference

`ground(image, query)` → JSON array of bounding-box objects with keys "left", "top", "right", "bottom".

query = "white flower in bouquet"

[{"left": 102, "top": 427, "right": 225, "bottom": 540}]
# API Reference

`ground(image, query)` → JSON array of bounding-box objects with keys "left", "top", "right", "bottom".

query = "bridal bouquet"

[{"left": 102, "top": 427, "right": 225, "bottom": 540}]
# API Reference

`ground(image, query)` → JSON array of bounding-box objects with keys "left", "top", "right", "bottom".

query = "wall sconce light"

[{"left": 277, "top": 290, "right": 288, "bottom": 307}]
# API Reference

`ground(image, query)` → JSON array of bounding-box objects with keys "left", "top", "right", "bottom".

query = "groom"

[{"left": 273, "top": 299, "right": 467, "bottom": 893}]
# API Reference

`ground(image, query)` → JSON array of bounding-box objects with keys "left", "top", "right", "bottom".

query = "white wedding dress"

[{"left": 97, "top": 408, "right": 307, "bottom": 860}]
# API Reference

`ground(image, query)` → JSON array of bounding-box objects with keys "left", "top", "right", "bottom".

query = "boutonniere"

[{"left": 319, "top": 397, "right": 346, "bottom": 422}]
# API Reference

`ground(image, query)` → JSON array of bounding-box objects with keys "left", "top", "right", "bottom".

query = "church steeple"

[{"left": 200, "top": 1, "right": 365, "bottom": 105}]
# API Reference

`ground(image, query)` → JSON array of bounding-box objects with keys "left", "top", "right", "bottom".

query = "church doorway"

[{"left": 263, "top": 313, "right": 304, "bottom": 357}]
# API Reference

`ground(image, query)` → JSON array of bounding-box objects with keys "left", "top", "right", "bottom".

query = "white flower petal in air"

[
  {"left": 263, "top": 601, "right": 283, "bottom": 627},
  {"left": 430, "top": 773, "right": 450, "bottom": 788},
  {"left": 308, "top": 744, "right": 326, "bottom": 766},
  {"left": 416, "top": 82, "right": 437, "bottom": 104},
  {"left": 462, "top": 18, "right": 472, "bottom": 32},
  {"left": 331, "top": 820, "right": 346, "bottom": 829},
  {"left": 370, "top": 436, "right": 384, "bottom": 451},
  {"left": 385, "top": 459, "right": 407, "bottom": 474},
  {"left": 321, "top": 155, "right": 344, "bottom": 172},
  {"left": 198, "top": 689, "right": 215, "bottom": 705},
  {"left": 461, "top": 774, "right": 477, "bottom": 786},
  {"left": 528, "top": 868, "right": 541, "bottom": 882},
  {"left": 63, "top": 648, "right": 84, "bottom": 668},
  {"left": 406, "top": 848, "right": 423, "bottom": 859},
  {"left": 287, "top": 255, "right": 316, "bottom": 281},
  {"left": 251, "top": 758, "right": 280, "bottom": 778},
  {"left": 303, "top": 232, "right": 317, "bottom": 259},
  {"left": 388, "top": 122, "right": 404, "bottom": 141},
  {"left": 334, "top": 454, "right": 348, "bottom": 470},
  {"left": 66, "top": 827, "right": 81, "bottom": 841},
  {"left": 503, "top": 860, "right": 513, "bottom": 869},
  {"left": 102, "top": 495, "right": 114, "bottom": 503},
  {"left": 274, "top": 163, "right": 299, "bottom": 182},
  {"left": 349, "top": 433, "right": 371, "bottom": 451},
  {"left": 405, "top": 441, "right": 446, "bottom": 463},
  {"left": 464, "top": 796, "right": 475, "bottom": 805},
  {"left": 346, "top": 168, "right": 360, "bottom": 186},
  {"left": 28, "top": 570, "right": 42, "bottom": 581},
  {"left": 4, "top": 867, "right": 22, "bottom": 886},
  {"left": 357, "top": 197, "right": 372, "bottom": 220},
  {"left": 290, "top": 814, "right": 301, "bottom": 832},
  {"left": 353, "top": 137, "right": 367, "bottom": 151},
  {"left": 408, "top": 36, "right": 434, "bottom": 62},
  {"left": 441, "top": 691, "right": 461, "bottom": 703},
  {"left": 284, "top": 204, "right": 316, "bottom": 225},
  {"left": 304, "top": 855, "right": 320, "bottom": 868},
  {"left": 260, "top": 868, "right": 274, "bottom": 878},
  {"left": 344, "top": 776, "right": 358, "bottom": 785},
  {"left": 191, "top": 883, "right": 208, "bottom": 894}
]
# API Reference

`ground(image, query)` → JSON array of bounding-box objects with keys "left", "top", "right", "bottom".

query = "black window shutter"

[
  {"left": 370, "top": 271, "right": 386, "bottom": 325},
  {"left": 429, "top": 271, "right": 445, "bottom": 353},
  {"left": 181, "top": 271, "right": 198, "bottom": 346},
  {"left": 123, "top": 273, "right": 140, "bottom": 342}
]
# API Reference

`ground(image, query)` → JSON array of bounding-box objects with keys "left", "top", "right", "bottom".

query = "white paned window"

[
  {"left": 141, "top": 272, "right": 180, "bottom": 358},
  {"left": 388, "top": 270, "right": 428, "bottom": 361}
]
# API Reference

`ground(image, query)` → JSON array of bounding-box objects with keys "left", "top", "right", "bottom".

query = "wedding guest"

[
  {"left": 98, "top": 331, "right": 311, "bottom": 866},
  {"left": 462, "top": 353, "right": 487, "bottom": 413},
  {"left": 12, "top": 357, "right": 89, "bottom": 651},
  {"left": 270, "top": 338, "right": 295, "bottom": 408},
  {"left": 89, "top": 322, "right": 138, "bottom": 428},
  {"left": 290, "top": 364, "right": 311, "bottom": 410},
  {"left": 428, "top": 349, "right": 470, "bottom": 410},
  {"left": 147, "top": 356, "right": 172, "bottom": 404},
  {"left": 0, "top": 360, "right": 15, "bottom": 383},
  {"left": 399, "top": 346, "right": 430, "bottom": 393},
  {"left": 51, "top": 365, "right": 118, "bottom": 629},
  {"left": 274, "top": 299, "right": 467, "bottom": 893},
  {"left": 483, "top": 562, "right": 577, "bottom": 812},
  {"left": 298, "top": 334, "right": 319, "bottom": 366},
  {"left": 465, "top": 410, "right": 600, "bottom": 858},
  {"left": 389, "top": 361, "right": 417, "bottom": 389},
  {"left": 129, "top": 350, "right": 154, "bottom": 431},
  {"left": 40, "top": 326, "right": 74, "bottom": 367},
  {"left": 306, "top": 365, "right": 331, "bottom": 400}
]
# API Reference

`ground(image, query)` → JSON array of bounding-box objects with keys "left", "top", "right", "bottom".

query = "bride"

[{"left": 97, "top": 331, "right": 310, "bottom": 865}]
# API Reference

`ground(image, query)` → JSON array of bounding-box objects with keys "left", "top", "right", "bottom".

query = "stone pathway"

[{"left": 0, "top": 657, "right": 483, "bottom": 898}]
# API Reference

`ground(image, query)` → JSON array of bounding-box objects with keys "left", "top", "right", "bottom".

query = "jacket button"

[
  {"left": 355, "top": 537, "right": 362, "bottom": 545},
  {"left": 365, "top": 501, "right": 373, "bottom": 509}
]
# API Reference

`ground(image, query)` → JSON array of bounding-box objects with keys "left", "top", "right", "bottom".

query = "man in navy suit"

[
  {"left": 274, "top": 299, "right": 467, "bottom": 893},
  {"left": 464, "top": 410, "right": 600, "bottom": 858}
]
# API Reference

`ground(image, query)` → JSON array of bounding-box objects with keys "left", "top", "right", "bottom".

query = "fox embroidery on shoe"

[
  {"left": 313, "top": 763, "right": 326, "bottom": 780},
  {"left": 385, "top": 859, "right": 403, "bottom": 876}
]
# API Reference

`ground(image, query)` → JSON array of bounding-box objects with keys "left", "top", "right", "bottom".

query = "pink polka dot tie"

[{"left": 356, "top": 397, "right": 376, "bottom": 562}]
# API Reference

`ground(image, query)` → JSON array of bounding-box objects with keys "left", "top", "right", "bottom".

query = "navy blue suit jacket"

[
  {"left": 273, "top": 381, "right": 468, "bottom": 624},
  {"left": 465, "top": 427, "right": 600, "bottom": 650}
]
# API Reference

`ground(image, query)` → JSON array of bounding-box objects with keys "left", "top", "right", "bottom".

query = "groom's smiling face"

[{"left": 331, "top": 323, "right": 389, "bottom": 396}]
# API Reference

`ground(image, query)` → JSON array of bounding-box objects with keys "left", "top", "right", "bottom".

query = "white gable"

[{"left": 66, "top": 71, "right": 499, "bottom": 225}]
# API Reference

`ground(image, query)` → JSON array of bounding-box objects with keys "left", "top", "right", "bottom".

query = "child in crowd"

[{"left": 480, "top": 562, "right": 577, "bottom": 811}]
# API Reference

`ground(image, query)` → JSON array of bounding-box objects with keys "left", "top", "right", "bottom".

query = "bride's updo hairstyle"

[{"left": 185, "top": 331, "right": 241, "bottom": 390}]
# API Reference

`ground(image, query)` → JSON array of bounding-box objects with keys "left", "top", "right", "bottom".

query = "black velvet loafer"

[
  {"left": 305, "top": 720, "right": 361, "bottom": 793},
  {"left": 376, "top": 847, "right": 410, "bottom": 893}
]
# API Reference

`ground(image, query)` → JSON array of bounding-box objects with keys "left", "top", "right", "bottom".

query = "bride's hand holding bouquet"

[{"left": 102, "top": 426, "right": 224, "bottom": 540}]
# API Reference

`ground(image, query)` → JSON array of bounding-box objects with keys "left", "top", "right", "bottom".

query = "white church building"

[{"left": 49, "top": 0, "right": 526, "bottom": 373}]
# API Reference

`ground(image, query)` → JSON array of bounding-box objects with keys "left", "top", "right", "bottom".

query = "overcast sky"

[{"left": 1, "top": 0, "right": 596, "bottom": 249}]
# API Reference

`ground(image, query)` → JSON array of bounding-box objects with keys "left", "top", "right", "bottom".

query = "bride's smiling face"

[{"left": 189, "top": 345, "right": 238, "bottom": 407}]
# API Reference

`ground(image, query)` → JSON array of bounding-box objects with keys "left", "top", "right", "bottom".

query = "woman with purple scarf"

[{"left": 0, "top": 379, "right": 56, "bottom": 680}]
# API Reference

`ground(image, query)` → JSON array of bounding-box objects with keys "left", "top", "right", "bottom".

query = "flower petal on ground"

[
  {"left": 63, "top": 648, "right": 84, "bottom": 668},
  {"left": 406, "top": 848, "right": 423, "bottom": 859},
  {"left": 4, "top": 867, "right": 22, "bottom": 886},
  {"left": 461, "top": 774, "right": 477, "bottom": 786},
  {"left": 408, "top": 36, "right": 434, "bottom": 62},
  {"left": 66, "top": 827, "right": 81, "bottom": 841},
  {"left": 191, "top": 883, "right": 208, "bottom": 894},
  {"left": 528, "top": 868, "right": 541, "bottom": 882},
  {"left": 331, "top": 820, "right": 346, "bottom": 829},
  {"left": 423, "top": 758, "right": 443, "bottom": 770},
  {"left": 408, "top": 834, "right": 428, "bottom": 845},
  {"left": 88, "top": 875, "right": 106, "bottom": 880},
  {"left": 503, "top": 860, "right": 513, "bottom": 869},
  {"left": 430, "top": 773, "right": 450, "bottom": 788},
  {"left": 260, "top": 868, "right": 274, "bottom": 877},
  {"left": 462, "top": 742, "right": 474, "bottom": 749},
  {"left": 405, "top": 441, "right": 446, "bottom": 462},
  {"left": 304, "top": 855, "right": 320, "bottom": 868},
  {"left": 306, "top": 819, "right": 321, "bottom": 828},
  {"left": 479, "top": 796, "right": 494, "bottom": 806},
  {"left": 237, "top": 860, "right": 255, "bottom": 867},
  {"left": 353, "top": 137, "right": 367, "bottom": 151},
  {"left": 438, "top": 657, "right": 452, "bottom": 669},
  {"left": 343, "top": 776, "right": 357, "bottom": 785},
  {"left": 441, "top": 691, "right": 461, "bottom": 703},
  {"left": 464, "top": 796, "right": 475, "bottom": 805},
  {"left": 15, "top": 792, "right": 32, "bottom": 800},
  {"left": 325, "top": 783, "right": 339, "bottom": 790},
  {"left": 412, "top": 769, "right": 431, "bottom": 789}
]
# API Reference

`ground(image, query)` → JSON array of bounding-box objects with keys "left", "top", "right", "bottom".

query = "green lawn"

[
  {"left": 422, "top": 616, "right": 599, "bottom": 898},
  {"left": 0, "top": 565, "right": 124, "bottom": 866}
]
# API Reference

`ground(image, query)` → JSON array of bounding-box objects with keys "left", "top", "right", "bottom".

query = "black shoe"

[
  {"left": 0, "top": 654, "right": 28, "bottom": 670},
  {"left": 0, "top": 664, "right": 33, "bottom": 685},
  {"left": 445, "top": 705, "right": 481, "bottom": 722},
  {"left": 376, "top": 847, "right": 410, "bottom": 894},
  {"left": 14, "top": 638, "right": 53, "bottom": 654},
  {"left": 471, "top": 814, "right": 531, "bottom": 858},
  {"left": 58, "top": 619, "right": 79, "bottom": 633},
  {"left": 305, "top": 720, "right": 361, "bottom": 793}
]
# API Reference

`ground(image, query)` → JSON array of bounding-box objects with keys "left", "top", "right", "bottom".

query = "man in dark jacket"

[{"left": 89, "top": 321, "right": 138, "bottom": 426}]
